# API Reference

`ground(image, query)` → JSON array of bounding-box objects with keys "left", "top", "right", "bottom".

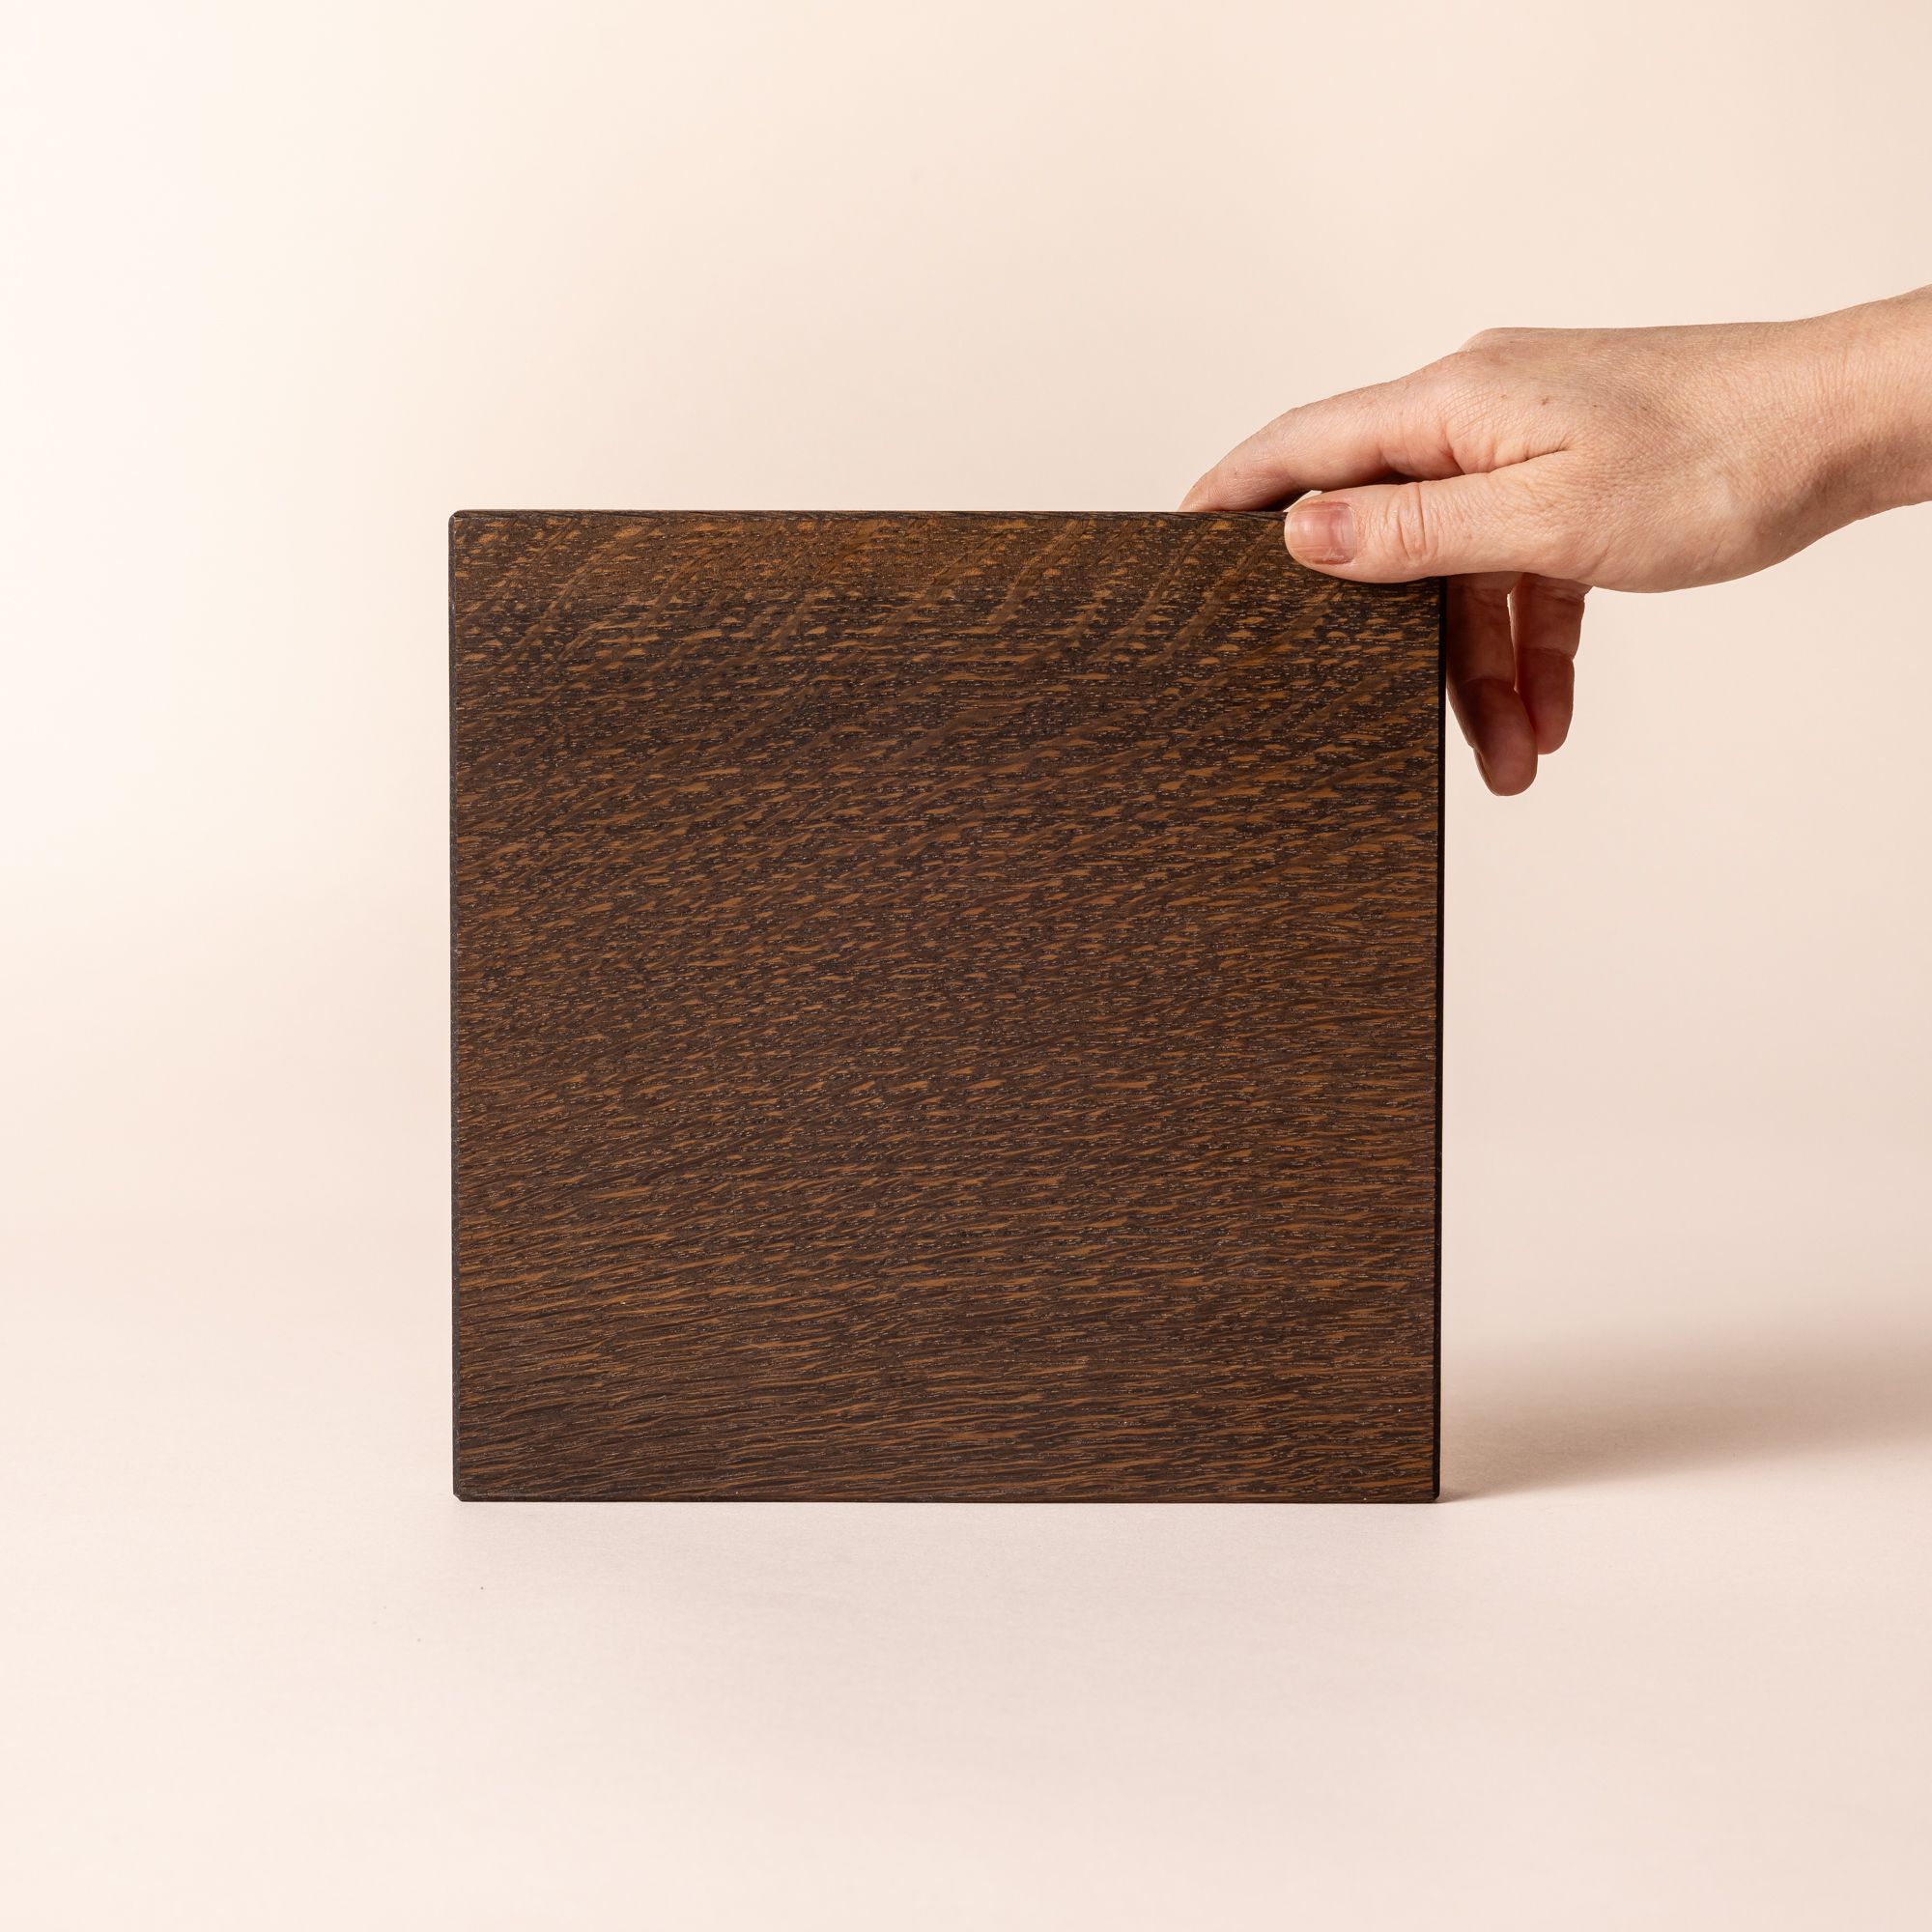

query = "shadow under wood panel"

[{"left": 451, "top": 511, "right": 1442, "bottom": 1500}]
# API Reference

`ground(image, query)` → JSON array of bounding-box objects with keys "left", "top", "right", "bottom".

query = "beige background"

[{"left": 6, "top": 1, "right": 1931, "bottom": 1924}]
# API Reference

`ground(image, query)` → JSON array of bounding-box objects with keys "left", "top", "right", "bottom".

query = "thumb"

[{"left": 1284, "top": 469, "right": 1564, "bottom": 582}]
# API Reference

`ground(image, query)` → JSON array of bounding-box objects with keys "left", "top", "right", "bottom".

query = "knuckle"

[
  {"left": 1399, "top": 360, "right": 1485, "bottom": 446},
  {"left": 1422, "top": 352, "right": 1511, "bottom": 430},
  {"left": 1460, "top": 325, "right": 1548, "bottom": 353},
  {"left": 1410, "top": 354, "right": 1471, "bottom": 400},
  {"left": 1380, "top": 488, "right": 1440, "bottom": 571}
]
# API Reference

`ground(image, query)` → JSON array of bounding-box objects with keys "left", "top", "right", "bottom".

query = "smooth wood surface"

[{"left": 452, "top": 512, "right": 1441, "bottom": 1500}]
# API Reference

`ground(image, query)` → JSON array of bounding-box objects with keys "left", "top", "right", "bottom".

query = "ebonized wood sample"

[{"left": 453, "top": 512, "right": 1441, "bottom": 1500}]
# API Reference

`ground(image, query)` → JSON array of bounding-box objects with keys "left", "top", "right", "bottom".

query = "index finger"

[{"left": 1179, "top": 374, "right": 1454, "bottom": 511}]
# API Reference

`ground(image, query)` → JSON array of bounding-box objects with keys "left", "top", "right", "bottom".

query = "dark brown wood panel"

[{"left": 452, "top": 512, "right": 1441, "bottom": 1500}]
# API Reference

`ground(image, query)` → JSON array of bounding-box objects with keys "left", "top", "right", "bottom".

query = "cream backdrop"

[{"left": 5, "top": 2, "right": 1930, "bottom": 1925}]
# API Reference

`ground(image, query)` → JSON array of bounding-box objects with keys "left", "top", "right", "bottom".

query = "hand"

[{"left": 1182, "top": 290, "right": 1932, "bottom": 793}]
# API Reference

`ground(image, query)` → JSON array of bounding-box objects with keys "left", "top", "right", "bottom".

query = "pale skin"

[{"left": 1182, "top": 287, "right": 1932, "bottom": 794}]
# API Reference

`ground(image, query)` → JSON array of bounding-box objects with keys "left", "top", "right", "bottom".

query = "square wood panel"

[{"left": 452, "top": 512, "right": 1441, "bottom": 1499}]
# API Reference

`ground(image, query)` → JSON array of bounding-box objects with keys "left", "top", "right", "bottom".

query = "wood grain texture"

[{"left": 452, "top": 512, "right": 1441, "bottom": 1500}]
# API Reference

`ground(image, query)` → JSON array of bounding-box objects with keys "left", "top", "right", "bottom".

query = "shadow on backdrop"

[{"left": 1448, "top": 1314, "right": 1932, "bottom": 1498}]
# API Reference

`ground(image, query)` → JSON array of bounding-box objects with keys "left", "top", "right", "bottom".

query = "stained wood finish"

[{"left": 452, "top": 512, "right": 1441, "bottom": 1500}]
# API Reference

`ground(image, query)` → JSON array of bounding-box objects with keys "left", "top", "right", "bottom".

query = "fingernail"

[{"left": 1285, "top": 497, "right": 1355, "bottom": 566}]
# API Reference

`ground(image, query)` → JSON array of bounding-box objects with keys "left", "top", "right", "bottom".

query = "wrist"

[{"left": 1803, "top": 290, "right": 1932, "bottom": 523}]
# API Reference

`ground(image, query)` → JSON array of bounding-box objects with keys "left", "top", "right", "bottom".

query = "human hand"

[{"left": 1182, "top": 290, "right": 1932, "bottom": 793}]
